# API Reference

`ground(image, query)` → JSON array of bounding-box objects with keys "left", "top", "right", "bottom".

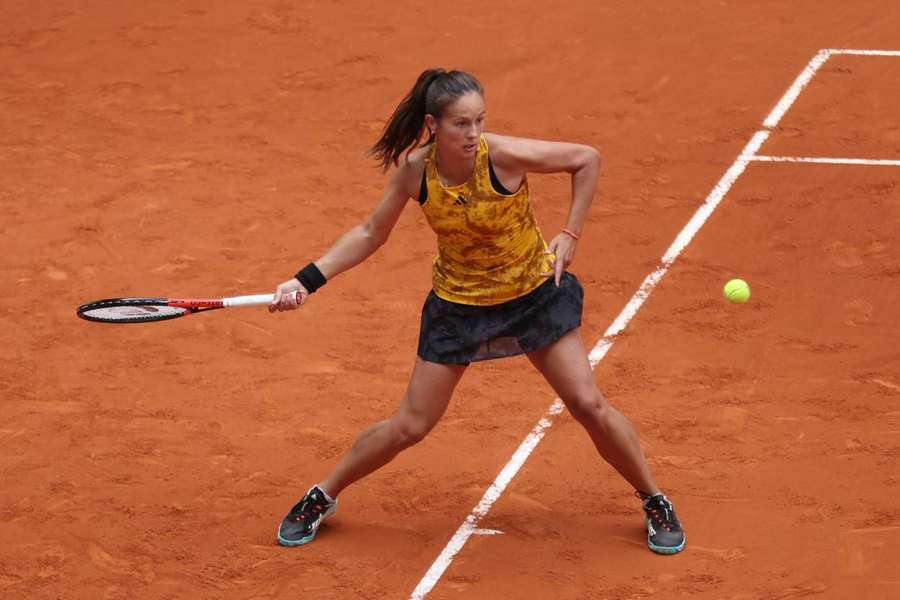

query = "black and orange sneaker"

[
  {"left": 277, "top": 485, "right": 338, "bottom": 547},
  {"left": 638, "top": 492, "right": 685, "bottom": 554}
]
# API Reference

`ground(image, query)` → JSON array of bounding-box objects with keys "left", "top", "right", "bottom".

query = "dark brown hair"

[{"left": 369, "top": 68, "right": 483, "bottom": 171}]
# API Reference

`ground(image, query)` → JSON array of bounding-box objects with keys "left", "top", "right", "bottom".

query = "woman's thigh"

[
  {"left": 525, "top": 327, "right": 599, "bottom": 406},
  {"left": 393, "top": 357, "right": 468, "bottom": 429}
]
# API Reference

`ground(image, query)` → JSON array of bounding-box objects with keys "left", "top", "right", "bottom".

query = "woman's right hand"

[{"left": 268, "top": 278, "right": 310, "bottom": 313}]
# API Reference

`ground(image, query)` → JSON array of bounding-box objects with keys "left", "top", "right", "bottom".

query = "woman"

[{"left": 269, "top": 69, "right": 685, "bottom": 555}]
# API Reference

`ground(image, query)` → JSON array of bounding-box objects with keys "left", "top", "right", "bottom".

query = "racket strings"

[{"left": 79, "top": 304, "right": 187, "bottom": 323}]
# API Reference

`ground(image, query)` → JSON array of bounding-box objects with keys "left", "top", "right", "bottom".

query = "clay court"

[{"left": 2, "top": 1, "right": 899, "bottom": 598}]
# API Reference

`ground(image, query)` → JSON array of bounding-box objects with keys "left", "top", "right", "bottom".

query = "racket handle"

[
  {"left": 222, "top": 291, "right": 301, "bottom": 308},
  {"left": 223, "top": 294, "right": 275, "bottom": 307}
]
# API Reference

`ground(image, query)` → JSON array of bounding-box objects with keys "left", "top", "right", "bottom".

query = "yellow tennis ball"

[{"left": 723, "top": 279, "right": 751, "bottom": 304}]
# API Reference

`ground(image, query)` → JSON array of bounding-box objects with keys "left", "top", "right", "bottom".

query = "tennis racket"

[{"left": 77, "top": 291, "right": 300, "bottom": 324}]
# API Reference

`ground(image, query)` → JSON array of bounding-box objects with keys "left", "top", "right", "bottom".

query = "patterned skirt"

[{"left": 417, "top": 272, "right": 584, "bottom": 365}]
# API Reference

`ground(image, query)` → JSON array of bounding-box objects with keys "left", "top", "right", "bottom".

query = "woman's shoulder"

[
  {"left": 483, "top": 132, "right": 534, "bottom": 156},
  {"left": 404, "top": 143, "right": 432, "bottom": 167},
  {"left": 400, "top": 143, "right": 431, "bottom": 177},
  {"left": 392, "top": 143, "right": 431, "bottom": 198},
  {"left": 483, "top": 132, "right": 525, "bottom": 168},
  {"left": 483, "top": 131, "right": 509, "bottom": 150}
]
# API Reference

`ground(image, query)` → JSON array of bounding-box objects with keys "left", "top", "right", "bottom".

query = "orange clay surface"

[{"left": 2, "top": 2, "right": 899, "bottom": 599}]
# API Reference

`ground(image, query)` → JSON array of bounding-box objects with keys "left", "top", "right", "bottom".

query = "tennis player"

[{"left": 269, "top": 69, "right": 685, "bottom": 555}]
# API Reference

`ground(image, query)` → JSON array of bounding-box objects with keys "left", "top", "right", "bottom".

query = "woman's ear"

[{"left": 424, "top": 114, "right": 437, "bottom": 135}]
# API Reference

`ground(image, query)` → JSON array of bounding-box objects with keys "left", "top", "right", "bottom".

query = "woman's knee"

[
  {"left": 564, "top": 388, "right": 610, "bottom": 425},
  {"left": 389, "top": 414, "right": 434, "bottom": 448}
]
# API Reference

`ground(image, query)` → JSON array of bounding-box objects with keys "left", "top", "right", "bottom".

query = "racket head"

[{"left": 77, "top": 298, "right": 189, "bottom": 324}]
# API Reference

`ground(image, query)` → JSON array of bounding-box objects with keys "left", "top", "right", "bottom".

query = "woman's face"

[{"left": 427, "top": 91, "right": 485, "bottom": 160}]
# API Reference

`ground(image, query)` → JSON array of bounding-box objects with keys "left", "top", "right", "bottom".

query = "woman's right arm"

[{"left": 269, "top": 160, "right": 419, "bottom": 312}]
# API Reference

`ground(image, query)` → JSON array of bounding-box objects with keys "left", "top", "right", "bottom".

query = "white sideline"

[
  {"left": 409, "top": 48, "right": 900, "bottom": 599},
  {"left": 763, "top": 49, "right": 831, "bottom": 128}
]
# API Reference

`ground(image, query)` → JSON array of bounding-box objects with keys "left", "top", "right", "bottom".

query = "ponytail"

[{"left": 370, "top": 68, "right": 483, "bottom": 171}]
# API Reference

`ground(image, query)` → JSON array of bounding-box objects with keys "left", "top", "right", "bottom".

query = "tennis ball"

[{"left": 723, "top": 279, "right": 751, "bottom": 304}]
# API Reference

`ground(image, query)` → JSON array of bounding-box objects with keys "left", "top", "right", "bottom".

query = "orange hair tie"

[{"left": 562, "top": 228, "right": 580, "bottom": 241}]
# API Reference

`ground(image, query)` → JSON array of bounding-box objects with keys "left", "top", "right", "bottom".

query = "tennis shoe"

[
  {"left": 638, "top": 492, "right": 685, "bottom": 555},
  {"left": 277, "top": 485, "right": 338, "bottom": 547}
]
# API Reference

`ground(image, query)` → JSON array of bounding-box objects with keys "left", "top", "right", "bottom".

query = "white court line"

[
  {"left": 764, "top": 48, "right": 900, "bottom": 129},
  {"left": 752, "top": 155, "right": 900, "bottom": 167},
  {"left": 826, "top": 49, "right": 900, "bottom": 57},
  {"left": 409, "top": 48, "right": 899, "bottom": 599},
  {"left": 410, "top": 400, "right": 565, "bottom": 599},
  {"left": 763, "top": 49, "right": 831, "bottom": 128}
]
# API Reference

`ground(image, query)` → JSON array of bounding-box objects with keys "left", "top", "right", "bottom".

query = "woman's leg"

[
  {"left": 526, "top": 328, "right": 659, "bottom": 495},
  {"left": 319, "top": 357, "right": 467, "bottom": 498}
]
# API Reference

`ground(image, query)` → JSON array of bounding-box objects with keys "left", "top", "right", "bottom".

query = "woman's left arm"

[{"left": 489, "top": 134, "right": 601, "bottom": 285}]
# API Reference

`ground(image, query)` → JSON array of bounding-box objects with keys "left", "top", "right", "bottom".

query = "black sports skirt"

[{"left": 417, "top": 272, "right": 584, "bottom": 365}]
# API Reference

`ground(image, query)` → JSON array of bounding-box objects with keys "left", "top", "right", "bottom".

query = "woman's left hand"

[{"left": 541, "top": 231, "right": 578, "bottom": 286}]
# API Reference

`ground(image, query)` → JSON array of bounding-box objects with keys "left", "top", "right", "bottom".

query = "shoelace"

[
  {"left": 635, "top": 491, "right": 680, "bottom": 532},
  {"left": 648, "top": 503, "right": 674, "bottom": 531},
  {"left": 290, "top": 494, "right": 328, "bottom": 525}
]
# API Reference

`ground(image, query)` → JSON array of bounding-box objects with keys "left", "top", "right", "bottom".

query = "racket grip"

[
  {"left": 222, "top": 291, "right": 301, "bottom": 308},
  {"left": 223, "top": 294, "right": 276, "bottom": 307}
]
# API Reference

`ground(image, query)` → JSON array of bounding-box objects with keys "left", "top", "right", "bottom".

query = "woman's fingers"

[
  {"left": 544, "top": 233, "right": 577, "bottom": 285},
  {"left": 543, "top": 239, "right": 558, "bottom": 278},
  {"left": 269, "top": 280, "right": 307, "bottom": 312},
  {"left": 541, "top": 259, "right": 556, "bottom": 278},
  {"left": 555, "top": 252, "right": 565, "bottom": 286},
  {"left": 268, "top": 288, "right": 283, "bottom": 313},
  {"left": 284, "top": 289, "right": 297, "bottom": 309},
  {"left": 553, "top": 242, "right": 566, "bottom": 285}
]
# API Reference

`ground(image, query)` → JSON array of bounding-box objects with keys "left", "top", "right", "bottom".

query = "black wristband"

[{"left": 295, "top": 262, "right": 327, "bottom": 294}]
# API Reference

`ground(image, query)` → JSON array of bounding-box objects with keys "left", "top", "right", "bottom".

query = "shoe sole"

[
  {"left": 276, "top": 503, "right": 338, "bottom": 547},
  {"left": 648, "top": 534, "right": 686, "bottom": 555}
]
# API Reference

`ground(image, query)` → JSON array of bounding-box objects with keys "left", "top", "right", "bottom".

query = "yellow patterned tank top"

[{"left": 420, "top": 135, "right": 552, "bottom": 306}]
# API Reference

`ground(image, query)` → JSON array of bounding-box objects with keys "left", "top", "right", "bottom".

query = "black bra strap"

[
  {"left": 418, "top": 167, "right": 427, "bottom": 205},
  {"left": 488, "top": 157, "right": 513, "bottom": 195}
]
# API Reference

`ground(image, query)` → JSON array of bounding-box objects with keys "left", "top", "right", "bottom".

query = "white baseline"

[{"left": 752, "top": 155, "right": 900, "bottom": 167}]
